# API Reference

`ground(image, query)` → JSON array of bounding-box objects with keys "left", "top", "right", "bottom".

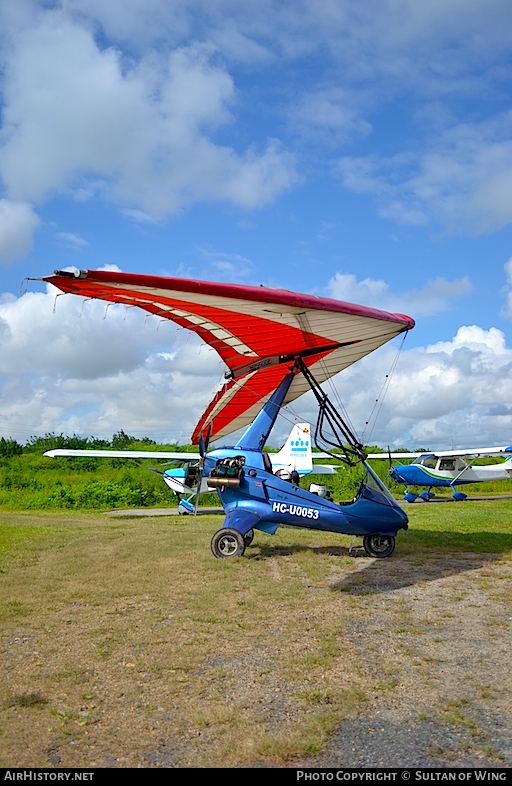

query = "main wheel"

[
  {"left": 211, "top": 528, "right": 246, "bottom": 559},
  {"left": 363, "top": 534, "right": 395, "bottom": 558},
  {"left": 243, "top": 529, "right": 254, "bottom": 548}
]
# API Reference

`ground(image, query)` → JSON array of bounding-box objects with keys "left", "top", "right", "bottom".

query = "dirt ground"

[
  {"left": 1, "top": 510, "right": 511, "bottom": 769},
  {"left": 308, "top": 549, "right": 512, "bottom": 768}
]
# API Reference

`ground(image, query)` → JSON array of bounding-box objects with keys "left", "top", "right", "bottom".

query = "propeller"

[
  {"left": 387, "top": 447, "right": 406, "bottom": 477},
  {"left": 193, "top": 422, "right": 212, "bottom": 524},
  {"left": 387, "top": 445, "right": 393, "bottom": 473}
]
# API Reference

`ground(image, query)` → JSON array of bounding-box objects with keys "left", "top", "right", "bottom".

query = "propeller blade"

[
  {"left": 387, "top": 447, "right": 406, "bottom": 473},
  {"left": 203, "top": 422, "right": 212, "bottom": 455},
  {"left": 194, "top": 424, "right": 213, "bottom": 523},
  {"left": 194, "top": 424, "right": 212, "bottom": 522},
  {"left": 192, "top": 479, "right": 201, "bottom": 524},
  {"left": 387, "top": 446, "right": 394, "bottom": 475}
]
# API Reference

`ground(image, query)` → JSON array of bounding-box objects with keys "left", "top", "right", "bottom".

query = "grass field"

[{"left": 1, "top": 500, "right": 511, "bottom": 768}]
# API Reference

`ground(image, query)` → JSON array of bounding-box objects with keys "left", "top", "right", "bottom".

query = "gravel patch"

[{"left": 302, "top": 552, "right": 512, "bottom": 769}]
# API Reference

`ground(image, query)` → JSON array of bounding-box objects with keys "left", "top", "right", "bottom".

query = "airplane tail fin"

[{"left": 270, "top": 423, "right": 312, "bottom": 476}]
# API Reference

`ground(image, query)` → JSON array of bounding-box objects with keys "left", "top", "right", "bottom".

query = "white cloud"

[
  {"left": 56, "top": 232, "right": 88, "bottom": 249},
  {"left": 379, "top": 325, "right": 512, "bottom": 448},
  {"left": 425, "top": 324, "right": 509, "bottom": 358},
  {"left": 326, "top": 271, "right": 472, "bottom": 316},
  {"left": 0, "top": 286, "right": 223, "bottom": 442},
  {"left": 1, "top": 1, "right": 512, "bottom": 249},
  {"left": 336, "top": 112, "right": 512, "bottom": 233},
  {"left": 0, "top": 199, "right": 40, "bottom": 261},
  {"left": 288, "top": 88, "right": 372, "bottom": 147},
  {"left": 196, "top": 246, "right": 254, "bottom": 282},
  {"left": 0, "top": 11, "right": 297, "bottom": 231},
  {"left": 277, "top": 323, "right": 512, "bottom": 451},
  {"left": 500, "top": 257, "right": 512, "bottom": 320},
  {"left": 120, "top": 208, "right": 160, "bottom": 225},
  {"left": 58, "top": 1, "right": 512, "bottom": 71}
]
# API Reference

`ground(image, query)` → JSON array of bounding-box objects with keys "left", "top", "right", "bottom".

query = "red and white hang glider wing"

[{"left": 43, "top": 270, "right": 414, "bottom": 443}]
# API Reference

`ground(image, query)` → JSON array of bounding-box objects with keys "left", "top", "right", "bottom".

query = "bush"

[{"left": 0, "top": 438, "right": 23, "bottom": 458}]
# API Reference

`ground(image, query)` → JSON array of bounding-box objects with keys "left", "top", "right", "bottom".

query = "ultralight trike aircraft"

[{"left": 40, "top": 269, "right": 415, "bottom": 559}]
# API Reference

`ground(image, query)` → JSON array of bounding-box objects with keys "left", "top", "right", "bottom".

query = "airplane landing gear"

[
  {"left": 363, "top": 534, "right": 395, "bottom": 558},
  {"left": 452, "top": 491, "right": 467, "bottom": 501},
  {"left": 419, "top": 488, "right": 435, "bottom": 501},
  {"left": 211, "top": 528, "right": 246, "bottom": 558}
]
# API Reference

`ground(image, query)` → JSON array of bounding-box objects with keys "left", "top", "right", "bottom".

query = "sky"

[{"left": 2, "top": 0, "right": 512, "bottom": 449}]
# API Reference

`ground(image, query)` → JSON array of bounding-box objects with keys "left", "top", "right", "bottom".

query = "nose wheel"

[
  {"left": 363, "top": 534, "right": 395, "bottom": 558},
  {"left": 211, "top": 528, "right": 246, "bottom": 558}
]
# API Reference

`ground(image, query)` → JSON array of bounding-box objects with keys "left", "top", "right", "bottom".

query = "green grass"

[
  {"left": 0, "top": 458, "right": 172, "bottom": 509},
  {"left": 0, "top": 433, "right": 204, "bottom": 511},
  {"left": 0, "top": 511, "right": 371, "bottom": 766},
  {"left": 1, "top": 439, "right": 511, "bottom": 766},
  {"left": 402, "top": 500, "right": 512, "bottom": 553},
  {"left": 0, "top": 500, "right": 511, "bottom": 768},
  {"left": 0, "top": 519, "right": 57, "bottom": 574}
]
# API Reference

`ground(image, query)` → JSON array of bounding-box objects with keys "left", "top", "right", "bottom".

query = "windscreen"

[{"left": 362, "top": 462, "right": 398, "bottom": 506}]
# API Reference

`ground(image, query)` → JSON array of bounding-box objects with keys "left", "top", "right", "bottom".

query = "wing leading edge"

[
  {"left": 43, "top": 449, "right": 199, "bottom": 459},
  {"left": 367, "top": 447, "right": 512, "bottom": 460}
]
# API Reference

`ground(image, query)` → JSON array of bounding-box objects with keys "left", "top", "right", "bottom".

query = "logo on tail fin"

[{"left": 270, "top": 423, "right": 313, "bottom": 476}]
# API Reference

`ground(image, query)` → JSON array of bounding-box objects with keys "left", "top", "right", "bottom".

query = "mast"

[{"left": 235, "top": 371, "right": 295, "bottom": 452}]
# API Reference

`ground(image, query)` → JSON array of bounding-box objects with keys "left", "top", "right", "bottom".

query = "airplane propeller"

[{"left": 193, "top": 423, "right": 212, "bottom": 523}]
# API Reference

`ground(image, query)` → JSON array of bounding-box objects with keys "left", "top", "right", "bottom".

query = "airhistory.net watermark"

[{"left": 3, "top": 773, "right": 94, "bottom": 781}]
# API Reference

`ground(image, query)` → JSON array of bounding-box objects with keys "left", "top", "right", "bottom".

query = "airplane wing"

[
  {"left": 44, "top": 449, "right": 342, "bottom": 469},
  {"left": 308, "top": 464, "right": 340, "bottom": 475},
  {"left": 367, "top": 446, "right": 512, "bottom": 460},
  {"left": 44, "top": 449, "right": 199, "bottom": 460},
  {"left": 43, "top": 269, "right": 414, "bottom": 444},
  {"left": 366, "top": 452, "right": 426, "bottom": 460},
  {"left": 429, "top": 446, "right": 512, "bottom": 458}
]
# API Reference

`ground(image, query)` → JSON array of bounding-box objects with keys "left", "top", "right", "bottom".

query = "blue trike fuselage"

[{"left": 204, "top": 447, "right": 409, "bottom": 539}]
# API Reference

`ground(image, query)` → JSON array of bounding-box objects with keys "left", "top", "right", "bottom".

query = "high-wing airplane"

[
  {"left": 161, "top": 422, "right": 339, "bottom": 512},
  {"left": 367, "top": 447, "right": 512, "bottom": 501},
  {"left": 39, "top": 269, "right": 414, "bottom": 558},
  {"left": 45, "top": 422, "right": 340, "bottom": 514}
]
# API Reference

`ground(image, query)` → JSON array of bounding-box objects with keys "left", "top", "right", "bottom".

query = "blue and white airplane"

[
  {"left": 160, "top": 422, "right": 338, "bottom": 513},
  {"left": 368, "top": 446, "right": 512, "bottom": 501},
  {"left": 45, "top": 423, "right": 339, "bottom": 513}
]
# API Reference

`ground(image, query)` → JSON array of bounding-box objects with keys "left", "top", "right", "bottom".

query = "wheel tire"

[
  {"left": 211, "top": 528, "right": 246, "bottom": 559},
  {"left": 363, "top": 534, "right": 395, "bottom": 558},
  {"left": 243, "top": 529, "right": 254, "bottom": 548}
]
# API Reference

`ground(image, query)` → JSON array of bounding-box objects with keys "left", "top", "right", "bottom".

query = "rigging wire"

[
  {"left": 311, "top": 349, "right": 358, "bottom": 449},
  {"left": 294, "top": 311, "right": 358, "bottom": 444},
  {"left": 362, "top": 331, "right": 408, "bottom": 446}
]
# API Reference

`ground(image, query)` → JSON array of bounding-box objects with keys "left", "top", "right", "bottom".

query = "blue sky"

[{"left": 2, "top": 0, "right": 512, "bottom": 449}]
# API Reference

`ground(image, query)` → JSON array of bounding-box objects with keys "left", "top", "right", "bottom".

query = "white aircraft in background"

[
  {"left": 45, "top": 423, "right": 339, "bottom": 513},
  {"left": 367, "top": 445, "right": 512, "bottom": 501}
]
